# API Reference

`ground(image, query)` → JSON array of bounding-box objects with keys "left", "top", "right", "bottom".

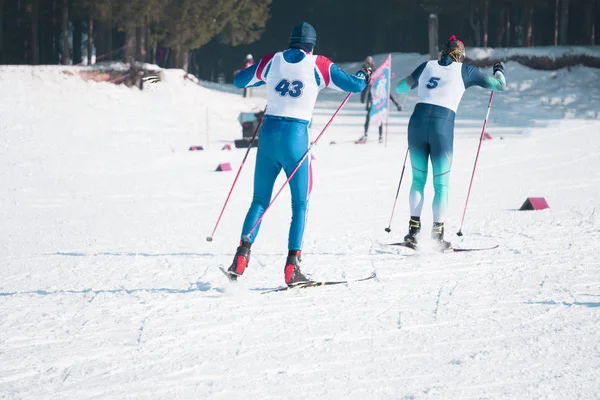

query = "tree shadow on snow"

[{"left": 525, "top": 300, "right": 600, "bottom": 308}]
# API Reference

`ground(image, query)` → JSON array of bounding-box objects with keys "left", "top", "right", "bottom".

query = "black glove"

[
  {"left": 396, "top": 104, "right": 402, "bottom": 112},
  {"left": 359, "top": 66, "right": 373, "bottom": 84},
  {"left": 493, "top": 62, "right": 505, "bottom": 75}
]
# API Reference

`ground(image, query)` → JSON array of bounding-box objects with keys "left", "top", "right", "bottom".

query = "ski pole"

[
  {"left": 384, "top": 147, "right": 409, "bottom": 232},
  {"left": 242, "top": 93, "right": 353, "bottom": 242},
  {"left": 206, "top": 109, "right": 265, "bottom": 242},
  {"left": 457, "top": 91, "right": 495, "bottom": 237}
]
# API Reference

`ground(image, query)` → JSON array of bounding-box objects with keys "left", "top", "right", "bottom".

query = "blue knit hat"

[{"left": 289, "top": 22, "right": 317, "bottom": 47}]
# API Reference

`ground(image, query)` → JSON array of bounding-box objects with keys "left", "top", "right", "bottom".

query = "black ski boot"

[
  {"left": 284, "top": 250, "right": 310, "bottom": 286},
  {"left": 226, "top": 241, "right": 251, "bottom": 281},
  {"left": 403, "top": 217, "right": 421, "bottom": 249},
  {"left": 432, "top": 223, "right": 452, "bottom": 251}
]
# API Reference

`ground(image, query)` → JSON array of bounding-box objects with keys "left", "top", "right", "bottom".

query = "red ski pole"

[
  {"left": 206, "top": 109, "right": 265, "bottom": 242},
  {"left": 242, "top": 93, "right": 353, "bottom": 241},
  {"left": 457, "top": 91, "right": 495, "bottom": 236}
]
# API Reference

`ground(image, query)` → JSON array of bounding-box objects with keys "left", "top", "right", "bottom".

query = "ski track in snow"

[{"left": 1, "top": 61, "right": 600, "bottom": 399}]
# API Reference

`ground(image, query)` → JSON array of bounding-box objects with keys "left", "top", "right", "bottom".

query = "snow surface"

[{"left": 1, "top": 56, "right": 600, "bottom": 399}]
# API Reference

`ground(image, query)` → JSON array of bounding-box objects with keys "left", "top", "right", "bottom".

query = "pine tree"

[
  {"left": 75, "top": 0, "right": 114, "bottom": 62},
  {"left": 219, "top": 0, "right": 272, "bottom": 46},
  {"left": 112, "top": 0, "right": 166, "bottom": 63},
  {"left": 156, "top": 0, "right": 232, "bottom": 70}
]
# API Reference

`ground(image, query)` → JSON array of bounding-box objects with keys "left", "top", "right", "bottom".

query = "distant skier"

[
  {"left": 394, "top": 35, "right": 506, "bottom": 249},
  {"left": 357, "top": 56, "right": 402, "bottom": 144},
  {"left": 242, "top": 54, "right": 254, "bottom": 98},
  {"left": 227, "top": 22, "right": 371, "bottom": 285}
]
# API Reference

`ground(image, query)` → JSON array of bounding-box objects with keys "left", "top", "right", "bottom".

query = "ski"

[
  {"left": 219, "top": 266, "right": 237, "bottom": 282},
  {"left": 261, "top": 272, "right": 377, "bottom": 294},
  {"left": 386, "top": 242, "right": 499, "bottom": 253},
  {"left": 451, "top": 245, "right": 500, "bottom": 252}
]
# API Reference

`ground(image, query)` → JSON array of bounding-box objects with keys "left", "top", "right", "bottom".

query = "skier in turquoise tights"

[{"left": 395, "top": 35, "right": 506, "bottom": 249}]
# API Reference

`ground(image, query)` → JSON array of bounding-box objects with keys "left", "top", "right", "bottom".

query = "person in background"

[
  {"left": 357, "top": 56, "right": 402, "bottom": 144},
  {"left": 226, "top": 22, "right": 372, "bottom": 286},
  {"left": 394, "top": 35, "right": 506, "bottom": 250},
  {"left": 243, "top": 54, "right": 254, "bottom": 97}
]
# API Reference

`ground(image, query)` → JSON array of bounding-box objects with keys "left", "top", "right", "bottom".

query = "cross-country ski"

[
  {"left": 386, "top": 242, "right": 500, "bottom": 252},
  {"left": 260, "top": 272, "right": 377, "bottom": 294}
]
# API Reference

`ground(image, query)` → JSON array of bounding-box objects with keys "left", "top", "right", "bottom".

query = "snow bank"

[
  {"left": 467, "top": 45, "right": 600, "bottom": 60},
  {"left": 327, "top": 53, "right": 600, "bottom": 123},
  {"left": 0, "top": 65, "right": 266, "bottom": 150}
]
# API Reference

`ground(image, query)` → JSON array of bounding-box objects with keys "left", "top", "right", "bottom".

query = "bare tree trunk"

[
  {"left": 554, "top": 0, "right": 559, "bottom": 45},
  {"left": 585, "top": 0, "right": 595, "bottom": 45},
  {"left": 105, "top": 17, "right": 113, "bottom": 61},
  {"left": 52, "top": 0, "right": 60, "bottom": 63},
  {"left": 524, "top": 6, "right": 534, "bottom": 47},
  {"left": 95, "top": 20, "right": 105, "bottom": 60},
  {"left": 73, "top": 20, "right": 82, "bottom": 65},
  {"left": 593, "top": 0, "right": 596, "bottom": 45},
  {"left": 469, "top": 1, "right": 482, "bottom": 46},
  {"left": 96, "top": 10, "right": 115, "bottom": 62},
  {"left": 559, "top": 0, "right": 569, "bottom": 45},
  {"left": 173, "top": 46, "right": 181, "bottom": 69},
  {"left": 506, "top": 8, "right": 511, "bottom": 46},
  {"left": 483, "top": 0, "right": 489, "bottom": 47},
  {"left": 144, "top": 25, "right": 150, "bottom": 63},
  {"left": 151, "top": 40, "right": 157, "bottom": 64},
  {"left": 87, "top": 18, "right": 93, "bottom": 65},
  {"left": 428, "top": 13, "right": 439, "bottom": 60},
  {"left": 182, "top": 51, "right": 189, "bottom": 73},
  {"left": 38, "top": 0, "right": 52, "bottom": 63},
  {"left": 172, "top": 47, "right": 190, "bottom": 71},
  {"left": 496, "top": 8, "right": 506, "bottom": 47},
  {"left": 61, "top": 0, "right": 69, "bottom": 64},
  {"left": 122, "top": 25, "right": 135, "bottom": 64},
  {"left": 135, "top": 25, "right": 146, "bottom": 63},
  {"left": 31, "top": 0, "right": 39, "bottom": 64},
  {"left": 96, "top": 20, "right": 114, "bottom": 62},
  {"left": 0, "top": 0, "right": 4, "bottom": 63}
]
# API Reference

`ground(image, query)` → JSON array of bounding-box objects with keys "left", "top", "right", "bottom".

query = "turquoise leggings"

[{"left": 407, "top": 103, "right": 455, "bottom": 223}]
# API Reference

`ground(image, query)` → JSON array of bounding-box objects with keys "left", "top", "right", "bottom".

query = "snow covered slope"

[{"left": 1, "top": 58, "right": 600, "bottom": 399}]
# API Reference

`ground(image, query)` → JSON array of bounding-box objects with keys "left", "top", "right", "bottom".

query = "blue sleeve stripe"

[
  {"left": 314, "top": 68, "right": 321, "bottom": 87},
  {"left": 330, "top": 63, "right": 366, "bottom": 93}
]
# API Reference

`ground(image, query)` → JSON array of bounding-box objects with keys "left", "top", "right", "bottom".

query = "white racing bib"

[
  {"left": 265, "top": 52, "right": 320, "bottom": 121},
  {"left": 417, "top": 60, "right": 465, "bottom": 113}
]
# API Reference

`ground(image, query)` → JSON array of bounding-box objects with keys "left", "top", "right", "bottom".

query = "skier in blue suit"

[
  {"left": 395, "top": 35, "right": 506, "bottom": 249},
  {"left": 226, "top": 22, "right": 372, "bottom": 285}
]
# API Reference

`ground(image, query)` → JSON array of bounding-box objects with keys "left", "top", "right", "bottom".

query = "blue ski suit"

[{"left": 234, "top": 48, "right": 367, "bottom": 250}]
